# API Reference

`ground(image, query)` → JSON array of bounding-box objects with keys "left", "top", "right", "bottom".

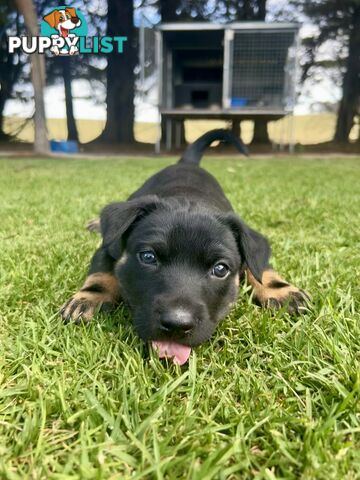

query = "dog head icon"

[{"left": 43, "top": 7, "right": 81, "bottom": 37}]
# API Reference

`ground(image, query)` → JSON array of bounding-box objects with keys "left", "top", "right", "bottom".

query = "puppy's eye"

[
  {"left": 139, "top": 251, "right": 157, "bottom": 265},
  {"left": 211, "top": 263, "right": 230, "bottom": 278}
]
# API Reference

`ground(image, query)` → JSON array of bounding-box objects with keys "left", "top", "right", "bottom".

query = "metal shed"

[{"left": 155, "top": 22, "right": 300, "bottom": 150}]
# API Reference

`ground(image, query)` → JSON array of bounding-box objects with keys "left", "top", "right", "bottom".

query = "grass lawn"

[{"left": 1, "top": 155, "right": 360, "bottom": 479}]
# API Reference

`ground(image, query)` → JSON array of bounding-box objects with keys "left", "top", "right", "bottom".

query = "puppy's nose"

[{"left": 160, "top": 308, "right": 195, "bottom": 334}]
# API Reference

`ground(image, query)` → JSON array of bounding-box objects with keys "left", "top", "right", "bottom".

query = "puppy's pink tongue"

[{"left": 152, "top": 341, "right": 191, "bottom": 365}]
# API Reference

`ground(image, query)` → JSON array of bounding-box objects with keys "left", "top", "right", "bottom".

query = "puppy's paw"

[
  {"left": 265, "top": 288, "right": 311, "bottom": 315},
  {"left": 60, "top": 291, "right": 111, "bottom": 323},
  {"left": 86, "top": 218, "right": 100, "bottom": 233},
  {"left": 247, "top": 269, "right": 311, "bottom": 316}
]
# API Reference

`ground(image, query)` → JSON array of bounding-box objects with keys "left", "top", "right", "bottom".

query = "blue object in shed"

[
  {"left": 50, "top": 140, "right": 79, "bottom": 153},
  {"left": 231, "top": 97, "right": 248, "bottom": 107}
]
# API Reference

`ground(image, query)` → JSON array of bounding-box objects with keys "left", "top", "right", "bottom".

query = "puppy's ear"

[
  {"left": 43, "top": 10, "right": 59, "bottom": 28},
  {"left": 65, "top": 7, "right": 77, "bottom": 18},
  {"left": 221, "top": 213, "right": 271, "bottom": 283},
  {"left": 100, "top": 195, "right": 161, "bottom": 259}
]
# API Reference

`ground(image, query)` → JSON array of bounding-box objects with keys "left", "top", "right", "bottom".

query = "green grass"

[{"left": 0, "top": 155, "right": 360, "bottom": 479}]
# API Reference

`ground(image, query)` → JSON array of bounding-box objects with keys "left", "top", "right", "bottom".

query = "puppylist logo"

[{"left": 8, "top": 5, "right": 127, "bottom": 56}]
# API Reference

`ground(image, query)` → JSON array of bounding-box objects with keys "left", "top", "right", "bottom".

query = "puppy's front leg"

[
  {"left": 246, "top": 269, "right": 310, "bottom": 315},
  {"left": 61, "top": 248, "right": 121, "bottom": 323}
]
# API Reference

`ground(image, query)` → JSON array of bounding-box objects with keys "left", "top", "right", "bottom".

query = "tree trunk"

[
  {"left": 0, "top": 41, "right": 17, "bottom": 139},
  {"left": 334, "top": 6, "right": 360, "bottom": 143},
  {"left": 61, "top": 57, "right": 79, "bottom": 142},
  {"left": 160, "top": 0, "right": 189, "bottom": 22},
  {"left": 160, "top": 0, "right": 178, "bottom": 21},
  {"left": 256, "top": 0, "right": 267, "bottom": 20},
  {"left": 14, "top": 0, "right": 49, "bottom": 154},
  {"left": 0, "top": 12, "right": 24, "bottom": 140},
  {"left": 100, "top": 0, "right": 135, "bottom": 143},
  {"left": 251, "top": 118, "right": 270, "bottom": 144},
  {"left": 0, "top": 91, "right": 8, "bottom": 140}
]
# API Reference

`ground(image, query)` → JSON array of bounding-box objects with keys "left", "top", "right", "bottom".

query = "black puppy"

[{"left": 61, "top": 130, "right": 309, "bottom": 365}]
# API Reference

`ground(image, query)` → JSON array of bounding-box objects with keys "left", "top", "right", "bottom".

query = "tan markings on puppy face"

[
  {"left": 246, "top": 269, "right": 310, "bottom": 314},
  {"left": 234, "top": 274, "right": 240, "bottom": 288},
  {"left": 60, "top": 273, "right": 121, "bottom": 322},
  {"left": 117, "top": 252, "right": 128, "bottom": 266}
]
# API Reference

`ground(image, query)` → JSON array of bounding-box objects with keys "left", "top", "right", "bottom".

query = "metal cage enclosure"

[{"left": 153, "top": 22, "right": 300, "bottom": 150}]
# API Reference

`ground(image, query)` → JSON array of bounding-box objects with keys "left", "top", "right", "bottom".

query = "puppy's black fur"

[{"left": 61, "top": 130, "right": 308, "bottom": 347}]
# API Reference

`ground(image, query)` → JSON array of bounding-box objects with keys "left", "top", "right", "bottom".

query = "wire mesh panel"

[{"left": 230, "top": 29, "right": 297, "bottom": 110}]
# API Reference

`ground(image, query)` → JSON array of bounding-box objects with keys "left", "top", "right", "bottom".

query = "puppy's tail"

[{"left": 178, "top": 129, "right": 248, "bottom": 166}]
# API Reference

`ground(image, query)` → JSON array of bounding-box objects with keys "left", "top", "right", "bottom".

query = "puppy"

[{"left": 61, "top": 130, "right": 309, "bottom": 365}]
